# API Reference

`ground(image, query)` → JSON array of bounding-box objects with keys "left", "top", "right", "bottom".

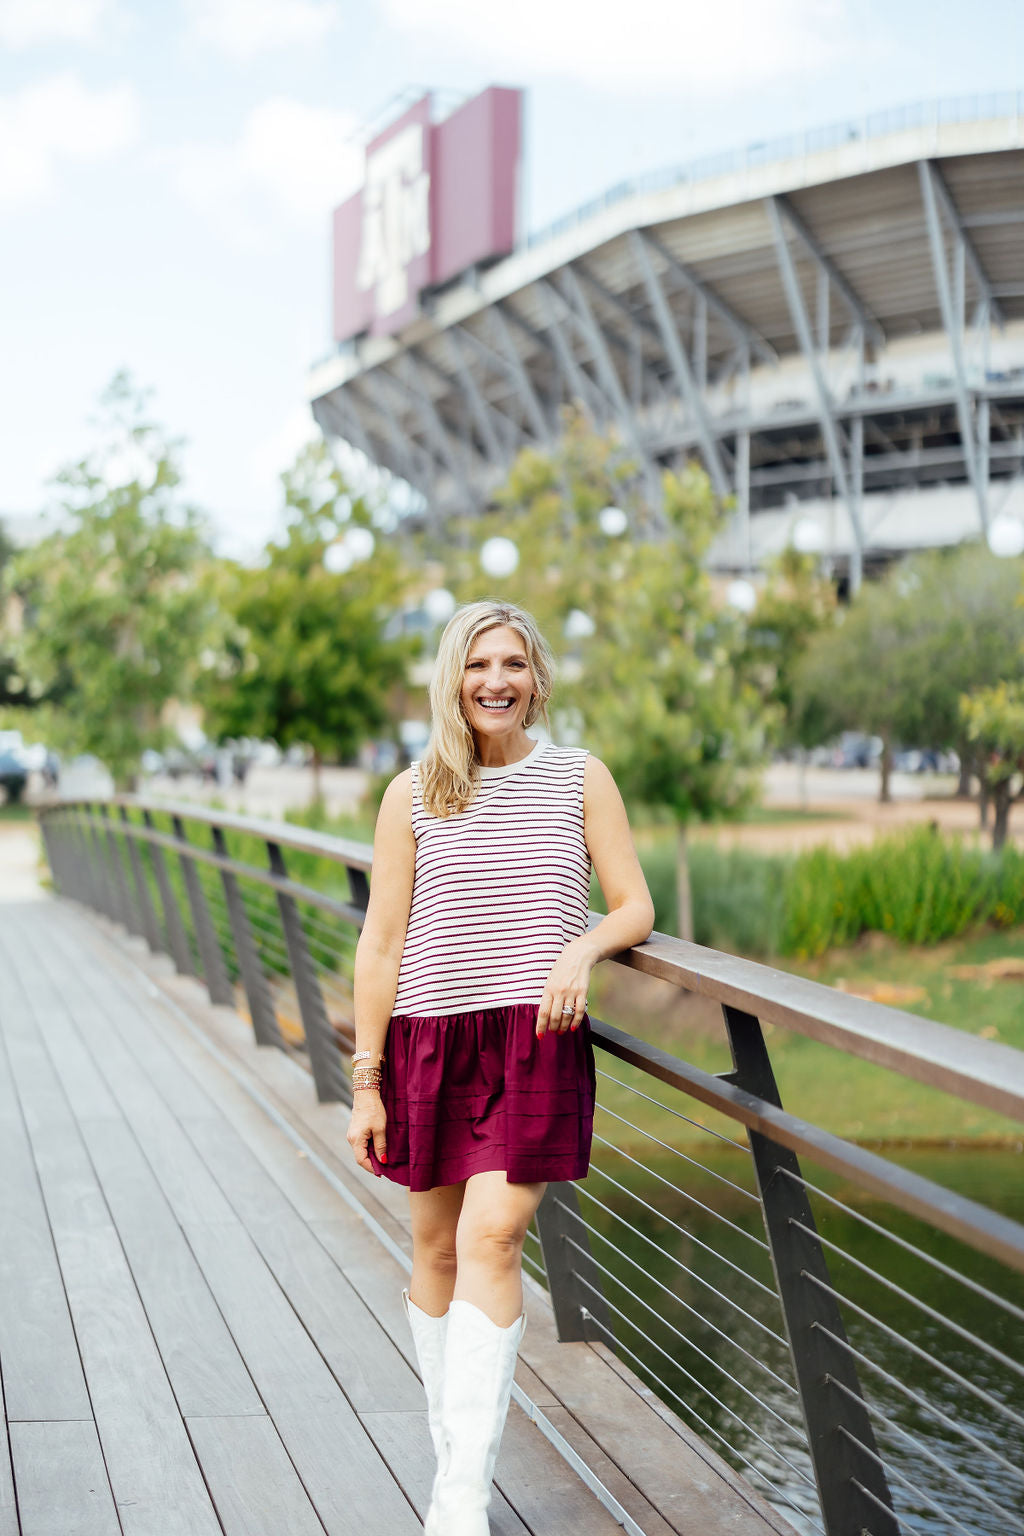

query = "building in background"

[{"left": 309, "top": 91, "right": 1024, "bottom": 589}]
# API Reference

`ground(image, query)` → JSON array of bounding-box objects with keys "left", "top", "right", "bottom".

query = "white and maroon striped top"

[{"left": 392, "top": 739, "right": 591, "bottom": 1017}]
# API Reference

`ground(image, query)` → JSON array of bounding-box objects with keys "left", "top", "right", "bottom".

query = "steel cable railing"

[{"left": 38, "top": 797, "right": 1024, "bottom": 1536}]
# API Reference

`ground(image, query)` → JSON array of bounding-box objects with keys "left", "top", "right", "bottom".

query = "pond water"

[{"left": 572, "top": 1142, "right": 1024, "bottom": 1536}]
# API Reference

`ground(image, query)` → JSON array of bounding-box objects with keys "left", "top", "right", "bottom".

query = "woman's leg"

[
  {"left": 453, "top": 1170, "right": 547, "bottom": 1326},
  {"left": 408, "top": 1180, "right": 466, "bottom": 1317}
]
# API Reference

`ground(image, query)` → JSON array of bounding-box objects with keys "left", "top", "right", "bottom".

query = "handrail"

[
  {"left": 38, "top": 794, "right": 1024, "bottom": 1536},
  {"left": 57, "top": 795, "right": 1024, "bottom": 1123}
]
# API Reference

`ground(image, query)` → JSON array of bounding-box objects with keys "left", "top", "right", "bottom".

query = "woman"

[{"left": 346, "top": 600, "right": 654, "bottom": 1535}]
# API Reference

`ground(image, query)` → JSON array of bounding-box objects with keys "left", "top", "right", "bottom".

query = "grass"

[
  {"left": 0, "top": 801, "right": 33, "bottom": 822},
  {"left": 590, "top": 923, "right": 1024, "bottom": 1150}
]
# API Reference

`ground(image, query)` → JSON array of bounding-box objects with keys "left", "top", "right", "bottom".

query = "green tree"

[
  {"left": 9, "top": 375, "right": 214, "bottom": 788},
  {"left": 791, "top": 574, "right": 925, "bottom": 801},
  {"left": 903, "top": 546, "right": 1024, "bottom": 799},
  {"left": 198, "top": 442, "right": 413, "bottom": 799},
  {"left": 432, "top": 416, "right": 774, "bottom": 938},
  {"left": 739, "top": 547, "right": 838, "bottom": 802},
  {"left": 960, "top": 681, "right": 1024, "bottom": 849},
  {"left": 792, "top": 544, "right": 1024, "bottom": 803}
]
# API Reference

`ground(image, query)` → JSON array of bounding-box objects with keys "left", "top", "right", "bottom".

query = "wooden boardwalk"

[{"left": 0, "top": 838, "right": 796, "bottom": 1536}]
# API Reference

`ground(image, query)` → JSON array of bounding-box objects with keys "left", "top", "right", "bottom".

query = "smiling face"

[{"left": 460, "top": 624, "right": 535, "bottom": 746}]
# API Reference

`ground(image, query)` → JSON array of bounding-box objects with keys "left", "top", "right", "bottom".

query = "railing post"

[
  {"left": 119, "top": 807, "right": 163, "bottom": 954},
  {"left": 346, "top": 864, "right": 369, "bottom": 916},
  {"left": 81, "top": 803, "right": 118, "bottom": 920},
  {"left": 54, "top": 809, "right": 84, "bottom": 902},
  {"left": 267, "top": 841, "right": 349, "bottom": 1104},
  {"left": 142, "top": 809, "right": 196, "bottom": 977},
  {"left": 37, "top": 811, "right": 64, "bottom": 896},
  {"left": 721, "top": 1004, "right": 899, "bottom": 1536},
  {"left": 172, "top": 814, "right": 234, "bottom": 1007},
  {"left": 534, "top": 1183, "right": 612, "bottom": 1344},
  {"left": 212, "top": 827, "right": 285, "bottom": 1050},
  {"left": 100, "top": 802, "right": 136, "bottom": 931}
]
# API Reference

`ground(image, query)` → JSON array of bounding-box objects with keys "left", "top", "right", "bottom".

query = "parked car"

[{"left": 0, "top": 747, "right": 29, "bottom": 804}]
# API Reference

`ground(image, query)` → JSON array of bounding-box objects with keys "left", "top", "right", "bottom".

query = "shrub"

[{"left": 637, "top": 825, "right": 1024, "bottom": 960}]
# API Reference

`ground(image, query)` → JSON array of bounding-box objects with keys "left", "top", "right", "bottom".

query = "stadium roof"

[{"left": 309, "top": 94, "right": 1024, "bottom": 581}]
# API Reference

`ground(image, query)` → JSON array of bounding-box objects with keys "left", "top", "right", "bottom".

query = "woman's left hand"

[{"left": 537, "top": 937, "right": 595, "bottom": 1037}]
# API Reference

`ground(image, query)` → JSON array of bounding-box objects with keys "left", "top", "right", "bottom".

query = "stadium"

[{"left": 308, "top": 91, "right": 1024, "bottom": 590}]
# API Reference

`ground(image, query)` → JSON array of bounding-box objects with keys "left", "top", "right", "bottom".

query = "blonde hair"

[{"left": 420, "top": 600, "right": 554, "bottom": 817}]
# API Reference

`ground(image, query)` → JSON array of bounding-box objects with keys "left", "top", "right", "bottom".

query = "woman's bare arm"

[
  {"left": 347, "top": 768, "right": 415, "bottom": 1169},
  {"left": 536, "top": 755, "right": 654, "bottom": 1036},
  {"left": 581, "top": 754, "right": 655, "bottom": 960}
]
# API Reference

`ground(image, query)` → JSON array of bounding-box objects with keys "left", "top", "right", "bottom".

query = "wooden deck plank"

[
  {"left": 0, "top": 1378, "right": 17, "bottom": 1536},
  {"left": 2, "top": 923, "right": 269, "bottom": 1422},
  {"left": 88, "top": 911, "right": 794, "bottom": 1536},
  {"left": 185, "top": 1416, "right": 327, "bottom": 1536},
  {"left": 181, "top": 1220, "right": 421, "bottom": 1535},
  {"left": 24, "top": 900, "right": 797, "bottom": 1536},
  {"left": 0, "top": 934, "right": 223, "bottom": 1536},
  {"left": 36, "top": 917, "right": 425, "bottom": 1421},
  {"left": 356, "top": 1409, "right": 531, "bottom": 1535},
  {"left": 8, "top": 1421, "right": 120, "bottom": 1536},
  {"left": 81, "top": 1121, "right": 266, "bottom": 1420},
  {"left": 0, "top": 1028, "right": 93, "bottom": 1423}
]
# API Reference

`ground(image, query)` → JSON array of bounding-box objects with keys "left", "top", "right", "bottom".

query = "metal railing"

[
  {"left": 39, "top": 798, "right": 1024, "bottom": 1536},
  {"left": 523, "top": 91, "right": 1024, "bottom": 255}
]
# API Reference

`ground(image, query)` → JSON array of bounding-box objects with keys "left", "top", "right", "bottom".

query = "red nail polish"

[{"left": 380, "top": 1152, "right": 388, "bottom": 1165}]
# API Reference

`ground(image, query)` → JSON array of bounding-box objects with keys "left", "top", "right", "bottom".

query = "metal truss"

[
  {"left": 554, "top": 266, "right": 662, "bottom": 504},
  {"left": 918, "top": 159, "right": 994, "bottom": 537},
  {"left": 445, "top": 329, "right": 507, "bottom": 466},
  {"left": 766, "top": 195, "right": 866, "bottom": 590},
  {"left": 642, "top": 231, "right": 778, "bottom": 371},
  {"left": 772, "top": 194, "right": 884, "bottom": 348},
  {"left": 630, "top": 230, "right": 730, "bottom": 500},
  {"left": 355, "top": 371, "right": 432, "bottom": 496},
  {"left": 572, "top": 261, "right": 676, "bottom": 417},
  {"left": 485, "top": 306, "right": 551, "bottom": 444},
  {"left": 390, "top": 353, "right": 479, "bottom": 510}
]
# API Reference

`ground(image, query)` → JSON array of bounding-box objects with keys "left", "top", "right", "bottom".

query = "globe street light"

[
  {"left": 480, "top": 536, "right": 519, "bottom": 577},
  {"left": 987, "top": 515, "right": 1024, "bottom": 559},
  {"left": 791, "top": 515, "right": 825, "bottom": 554},
  {"left": 324, "top": 526, "right": 375, "bottom": 573},
  {"left": 424, "top": 587, "right": 457, "bottom": 625},
  {"left": 564, "top": 608, "right": 596, "bottom": 639},
  {"left": 726, "top": 578, "right": 757, "bottom": 614},
  {"left": 598, "top": 505, "right": 628, "bottom": 537}
]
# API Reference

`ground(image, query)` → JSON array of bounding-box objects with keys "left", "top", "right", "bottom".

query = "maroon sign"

[{"left": 332, "top": 86, "right": 523, "bottom": 344}]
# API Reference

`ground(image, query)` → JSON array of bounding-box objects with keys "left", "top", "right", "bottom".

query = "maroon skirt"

[{"left": 367, "top": 1004, "right": 596, "bottom": 1192}]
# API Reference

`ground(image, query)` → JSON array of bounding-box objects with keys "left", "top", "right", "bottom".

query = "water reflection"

[{"left": 578, "top": 1139, "right": 1024, "bottom": 1536}]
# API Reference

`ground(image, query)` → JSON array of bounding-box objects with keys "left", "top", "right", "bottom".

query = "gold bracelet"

[
  {"left": 352, "top": 1067, "right": 383, "bottom": 1092},
  {"left": 351, "top": 1050, "right": 385, "bottom": 1067}
]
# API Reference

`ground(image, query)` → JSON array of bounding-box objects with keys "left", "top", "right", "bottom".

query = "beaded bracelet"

[{"left": 352, "top": 1066, "right": 383, "bottom": 1093}]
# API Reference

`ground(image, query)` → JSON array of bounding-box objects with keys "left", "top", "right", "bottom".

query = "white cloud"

[
  {"left": 383, "top": 0, "right": 852, "bottom": 91},
  {"left": 172, "top": 97, "right": 362, "bottom": 232},
  {"left": 187, "top": 0, "right": 339, "bottom": 59},
  {"left": 0, "top": 73, "right": 140, "bottom": 209},
  {"left": 0, "top": 0, "right": 114, "bottom": 47}
]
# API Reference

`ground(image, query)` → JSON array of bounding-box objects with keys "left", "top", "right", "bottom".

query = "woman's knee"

[
  {"left": 456, "top": 1212, "right": 526, "bottom": 1269},
  {"left": 414, "top": 1224, "right": 459, "bottom": 1276}
]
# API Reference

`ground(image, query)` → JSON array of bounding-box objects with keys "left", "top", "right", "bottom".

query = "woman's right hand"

[{"left": 347, "top": 1092, "right": 388, "bottom": 1174}]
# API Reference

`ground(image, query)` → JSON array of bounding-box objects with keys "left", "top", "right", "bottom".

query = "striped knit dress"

[{"left": 368, "top": 738, "right": 597, "bottom": 1191}]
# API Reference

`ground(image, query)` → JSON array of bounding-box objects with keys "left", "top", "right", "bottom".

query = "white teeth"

[{"left": 479, "top": 699, "right": 513, "bottom": 710}]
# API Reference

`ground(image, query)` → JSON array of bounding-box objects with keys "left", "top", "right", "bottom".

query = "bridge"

[{"left": 2, "top": 801, "right": 1022, "bottom": 1536}]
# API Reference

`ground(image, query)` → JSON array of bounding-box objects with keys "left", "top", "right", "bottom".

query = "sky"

[{"left": 2, "top": 0, "right": 1022, "bottom": 556}]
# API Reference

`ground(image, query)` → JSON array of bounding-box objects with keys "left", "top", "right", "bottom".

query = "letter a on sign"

[{"left": 357, "top": 123, "right": 432, "bottom": 317}]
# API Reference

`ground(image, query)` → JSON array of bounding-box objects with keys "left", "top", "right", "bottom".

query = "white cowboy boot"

[
  {"left": 431, "top": 1299, "right": 526, "bottom": 1536},
  {"left": 402, "top": 1289, "right": 449, "bottom": 1532}
]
